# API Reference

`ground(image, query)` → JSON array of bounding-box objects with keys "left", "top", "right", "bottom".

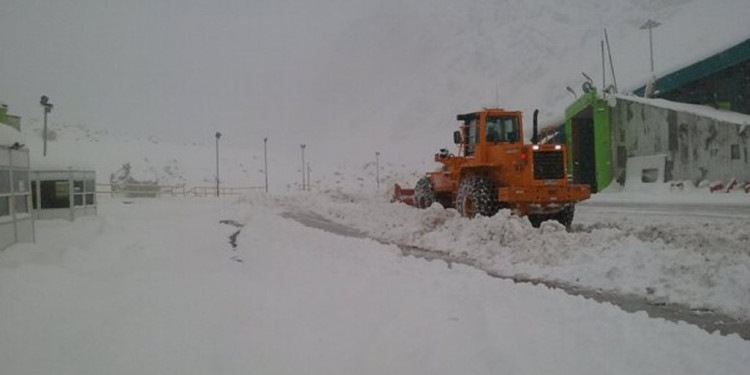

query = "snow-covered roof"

[
  {"left": 615, "top": 94, "right": 750, "bottom": 126},
  {"left": 0, "top": 123, "right": 24, "bottom": 147}
]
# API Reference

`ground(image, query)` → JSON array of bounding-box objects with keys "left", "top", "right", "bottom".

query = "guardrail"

[{"left": 96, "top": 184, "right": 264, "bottom": 198}]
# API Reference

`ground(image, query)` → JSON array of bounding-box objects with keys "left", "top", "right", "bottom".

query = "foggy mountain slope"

[
  {"left": 10, "top": 0, "right": 750, "bottom": 190},
  {"left": 239, "top": 0, "right": 749, "bottom": 179}
]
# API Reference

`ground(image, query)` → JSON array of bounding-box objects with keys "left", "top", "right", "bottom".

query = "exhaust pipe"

[{"left": 532, "top": 109, "right": 539, "bottom": 144}]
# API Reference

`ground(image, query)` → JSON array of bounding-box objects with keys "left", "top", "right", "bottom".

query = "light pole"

[
  {"left": 215, "top": 132, "right": 221, "bottom": 197},
  {"left": 375, "top": 151, "right": 380, "bottom": 191},
  {"left": 300, "top": 144, "right": 306, "bottom": 191},
  {"left": 307, "top": 163, "right": 311, "bottom": 192},
  {"left": 40, "top": 95, "right": 53, "bottom": 157},
  {"left": 263, "top": 137, "right": 268, "bottom": 193},
  {"left": 640, "top": 19, "right": 661, "bottom": 74}
]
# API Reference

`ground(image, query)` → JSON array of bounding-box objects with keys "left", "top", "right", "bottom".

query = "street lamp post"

[
  {"left": 264, "top": 137, "right": 268, "bottom": 193},
  {"left": 40, "top": 95, "right": 53, "bottom": 157},
  {"left": 375, "top": 152, "right": 380, "bottom": 191},
  {"left": 215, "top": 132, "right": 221, "bottom": 197},
  {"left": 300, "top": 144, "right": 306, "bottom": 191},
  {"left": 640, "top": 19, "right": 661, "bottom": 74}
]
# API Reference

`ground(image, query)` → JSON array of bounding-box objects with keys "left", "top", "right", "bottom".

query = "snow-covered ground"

[
  {"left": 1, "top": 196, "right": 748, "bottom": 374},
  {"left": 271, "top": 189, "right": 750, "bottom": 321},
  {"left": 2, "top": 0, "right": 750, "bottom": 371}
]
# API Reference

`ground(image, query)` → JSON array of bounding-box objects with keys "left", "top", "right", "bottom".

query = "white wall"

[{"left": 612, "top": 99, "right": 750, "bottom": 185}]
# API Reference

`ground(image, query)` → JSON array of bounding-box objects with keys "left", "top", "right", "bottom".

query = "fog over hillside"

[{"left": 2, "top": 0, "right": 748, "bottom": 190}]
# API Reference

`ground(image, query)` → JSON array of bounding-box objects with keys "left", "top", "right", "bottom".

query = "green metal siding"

[
  {"left": 564, "top": 90, "right": 613, "bottom": 192},
  {"left": 634, "top": 39, "right": 750, "bottom": 115},
  {"left": 592, "top": 98, "right": 612, "bottom": 190}
]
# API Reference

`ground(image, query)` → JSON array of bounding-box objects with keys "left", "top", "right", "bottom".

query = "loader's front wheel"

[
  {"left": 554, "top": 204, "right": 575, "bottom": 229},
  {"left": 456, "top": 176, "right": 499, "bottom": 218},
  {"left": 414, "top": 176, "right": 437, "bottom": 209},
  {"left": 528, "top": 205, "right": 575, "bottom": 230}
]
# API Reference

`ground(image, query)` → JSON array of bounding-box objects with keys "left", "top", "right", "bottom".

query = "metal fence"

[{"left": 96, "top": 184, "right": 263, "bottom": 198}]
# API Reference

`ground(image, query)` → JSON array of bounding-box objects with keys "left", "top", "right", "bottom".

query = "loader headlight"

[
  {"left": 555, "top": 145, "right": 562, "bottom": 150},
  {"left": 532, "top": 145, "right": 540, "bottom": 150}
]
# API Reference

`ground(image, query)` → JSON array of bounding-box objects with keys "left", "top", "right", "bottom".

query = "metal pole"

[
  {"left": 300, "top": 144, "right": 306, "bottom": 191},
  {"left": 306, "top": 163, "right": 310, "bottom": 192},
  {"left": 375, "top": 152, "right": 380, "bottom": 191},
  {"left": 604, "top": 28, "right": 617, "bottom": 92},
  {"left": 264, "top": 137, "right": 268, "bottom": 193},
  {"left": 649, "top": 27, "right": 654, "bottom": 73},
  {"left": 43, "top": 109, "right": 48, "bottom": 157},
  {"left": 640, "top": 20, "right": 661, "bottom": 74},
  {"left": 40, "top": 95, "right": 52, "bottom": 157},
  {"left": 601, "top": 40, "right": 606, "bottom": 89},
  {"left": 215, "top": 132, "right": 221, "bottom": 197}
]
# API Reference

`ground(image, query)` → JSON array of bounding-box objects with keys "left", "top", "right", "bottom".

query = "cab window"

[
  {"left": 486, "top": 116, "right": 519, "bottom": 143},
  {"left": 464, "top": 119, "right": 478, "bottom": 156}
]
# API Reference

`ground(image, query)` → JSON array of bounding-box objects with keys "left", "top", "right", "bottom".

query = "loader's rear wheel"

[
  {"left": 456, "top": 176, "right": 499, "bottom": 218},
  {"left": 414, "top": 176, "right": 437, "bottom": 209}
]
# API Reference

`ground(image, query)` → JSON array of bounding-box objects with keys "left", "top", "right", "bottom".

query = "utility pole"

[
  {"left": 640, "top": 19, "right": 661, "bottom": 74},
  {"left": 40, "top": 95, "right": 53, "bottom": 157},
  {"left": 263, "top": 137, "right": 269, "bottom": 193},
  {"left": 215, "top": 132, "right": 221, "bottom": 197},
  {"left": 375, "top": 151, "right": 380, "bottom": 191},
  {"left": 300, "top": 144, "right": 306, "bottom": 191}
]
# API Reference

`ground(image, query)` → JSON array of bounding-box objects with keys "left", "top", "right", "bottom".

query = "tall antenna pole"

[
  {"left": 601, "top": 40, "right": 606, "bottom": 90},
  {"left": 604, "top": 28, "right": 618, "bottom": 92}
]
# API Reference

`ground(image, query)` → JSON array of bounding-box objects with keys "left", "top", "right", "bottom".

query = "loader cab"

[
  {"left": 485, "top": 114, "right": 520, "bottom": 143},
  {"left": 456, "top": 109, "right": 523, "bottom": 159}
]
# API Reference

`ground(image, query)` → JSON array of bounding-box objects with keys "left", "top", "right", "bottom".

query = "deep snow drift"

[{"left": 1, "top": 196, "right": 748, "bottom": 374}]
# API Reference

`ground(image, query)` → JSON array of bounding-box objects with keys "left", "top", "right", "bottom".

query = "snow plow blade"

[{"left": 392, "top": 184, "right": 415, "bottom": 206}]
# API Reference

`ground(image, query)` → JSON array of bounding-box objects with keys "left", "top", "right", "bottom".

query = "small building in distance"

[{"left": 30, "top": 160, "right": 97, "bottom": 221}]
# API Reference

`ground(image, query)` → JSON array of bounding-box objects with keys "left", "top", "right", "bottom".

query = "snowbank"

[{"left": 276, "top": 190, "right": 750, "bottom": 319}]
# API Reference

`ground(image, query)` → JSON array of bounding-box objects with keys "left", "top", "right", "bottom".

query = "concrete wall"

[{"left": 612, "top": 99, "right": 750, "bottom": 185}]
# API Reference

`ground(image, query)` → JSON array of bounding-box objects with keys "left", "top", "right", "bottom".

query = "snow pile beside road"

[{"left": 278, "top": 191, "right": 750, "bottom": 319}]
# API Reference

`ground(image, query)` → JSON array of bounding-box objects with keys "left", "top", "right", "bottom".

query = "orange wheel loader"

[{"left": 393, "top": 108, "right": 591, "bottom": 228}]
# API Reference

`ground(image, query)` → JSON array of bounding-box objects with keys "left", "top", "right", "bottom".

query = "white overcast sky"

[
  {"left": 0, "top": 0, "right": 383, "bottom": 146},
  {"left": 2, "top": 0, "right": 748, "bottom": 159}
]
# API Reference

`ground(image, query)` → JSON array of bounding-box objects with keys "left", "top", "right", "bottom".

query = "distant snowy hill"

[{"left": 18, "top": 0, "right": 750, "bottom": 192}]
